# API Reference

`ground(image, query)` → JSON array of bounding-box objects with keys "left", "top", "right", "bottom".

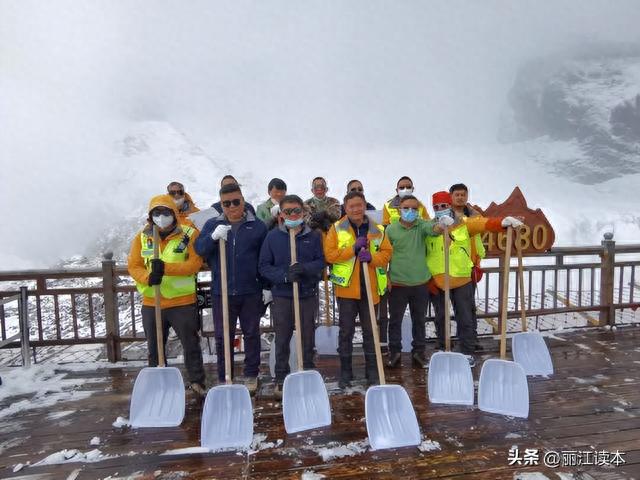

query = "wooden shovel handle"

[
  {"left": 220, "top": 239, "right": 232, "bottom": 384},
  {"left": 443, "top": 225, "right": 451, "bottom": 352},
  {"left": 152, "top": 226, "right": 165, "bottom": 368},
  {"left": 516, "top": 228, "right": 528, "bottom": 332},
  {"left": 323, "top": 270, "right": 332, "bottom": 327},
  {"left": 499, "top": 227, "right": 514, "bottom": 359},
  {"left": 362, "top": 262, "right": 386, "bottom": 385},
  {"left": 289, "top": 229, "right": 304, "bottom": 371}
]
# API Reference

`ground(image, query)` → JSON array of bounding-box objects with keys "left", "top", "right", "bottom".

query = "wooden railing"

[{"left": 0, "top": 235, "right": 638, "bottom": 362}]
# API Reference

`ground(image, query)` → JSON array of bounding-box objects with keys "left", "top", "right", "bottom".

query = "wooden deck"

[{"left": 1, "top": 327, "right": 639, "bottom": 480}]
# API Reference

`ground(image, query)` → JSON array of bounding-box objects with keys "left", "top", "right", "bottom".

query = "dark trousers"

[
  {"left": 212, "top": 293, "right": 262, "bottom": 381},
  {"left": 272, "top": 295, "right": 317, "bottom": 382},
  {"left": 388, "top": 284, "right": 428, "bottom": 354},
  {"left": 142, "top": 304, "right": 205, "bottom": 384},
  {"left": 337, "top": 297, "right": 378, "bottom": 357},
  {"left": 432, "top": 282, "right": 476, "bottom": 354}
]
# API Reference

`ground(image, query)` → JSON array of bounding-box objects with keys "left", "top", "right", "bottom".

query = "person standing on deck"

[
  {"left": 127, "top": 194, "right": 206, "bottom": 396},
  {"left": 305, "top": 177, "right": 342, "bottom": 225}
]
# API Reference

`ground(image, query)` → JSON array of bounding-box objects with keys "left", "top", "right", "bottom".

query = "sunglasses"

[
  {"left": 433, "top": 203, "right": 450, "bottom": 210},
  {"left": 349, "top": 187, "right": 364, "bottom": 192},
  {"left": 282, "top": 207, "right": 303, "bottom": 215},
  {"left": 152, "top": 208, "right": 173, "bottom": 216},
  {"left": 222, "top": 198, "right": 242, "bottom": 208},
  {"left": 168, "top": 189, "right": 184, "bottom": 196}
]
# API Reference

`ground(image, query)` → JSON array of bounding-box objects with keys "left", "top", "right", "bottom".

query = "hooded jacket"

[
  {"left": 258, "top": 223, "right": 325, "bottom": 298},
  {"left": 127, "top": 194, "right": 203, "bottom": 309},
  {"left": 175, "top": 192, "right": 200, "bottom": 227},
  {"left": 194, "top": 210, "right": 267, "bottom": 296}
]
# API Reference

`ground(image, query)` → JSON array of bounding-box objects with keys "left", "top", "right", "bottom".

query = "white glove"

[
  {"left": 502, "top": 216, "right": 524, "bottom": 229},
  {"left": 270, "top": 204, "right": 280, "bottom": 217},
  {"left": 262, "top": 289, "right": 273, "bottom": 305},
  {"left": 438, "top": 215, "right": 454, "bottom": 227},
  {"left": 211, "top": 224, "right": 232, "bottom": 241}
]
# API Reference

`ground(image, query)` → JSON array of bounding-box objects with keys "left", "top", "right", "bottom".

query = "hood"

[{"left": 147, "top": 194, "right": 180, "bottom": 222}]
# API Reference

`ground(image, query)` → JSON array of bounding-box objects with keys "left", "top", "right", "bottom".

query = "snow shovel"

[
  {"left": 428, "top": 225, "right": 474, "bottom": 406},
  {"left": 314, "top": 270, "right": 339, "bottom": 355},
  {"left": 130, "top": 225, "right": 185, "bottom": 428},
  {"left": 201, "top": 238, "right": 253, "bottom": 450},
  {"left": 282, "top": 228, "right": 332, "bottom": 434},
  {"left": 478, "top": 227, "right": 529, "bottom": 418},
  {"left": 363, "top": 261, "right": 421, "bottom": 450},
  {"left": 512, "top": 229, "right": 553, "bottom": 376},
  {"left": 269, "top": 331, "right": 298, "bottom": 378}
]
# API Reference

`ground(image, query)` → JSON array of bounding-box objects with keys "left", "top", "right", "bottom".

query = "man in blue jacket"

[
  {"left": 195, "top": 182, "right": 267, "bottom": 393},
  {"left": 258, "top": 195, "right": 325, "bottom": 397}
]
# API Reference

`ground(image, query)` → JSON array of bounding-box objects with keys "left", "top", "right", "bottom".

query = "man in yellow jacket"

[
  {"left": 382, "top": 176, "right": 430, "bottom": 225},
  {"left": 128, "top": 194, "right": 206, "bottom": 395},
  {"left": 426, "top": 191, "right": 523, "bottom": 367},
  {"left": 324, "top": 191, "right": 392, "bottom": 388}
]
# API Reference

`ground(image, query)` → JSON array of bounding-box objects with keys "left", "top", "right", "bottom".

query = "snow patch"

[
  {"left": 418, "top": 439, "right": 442, "bottom": 452},
  {"left": 112, "top": 416, "right": 130, "bottom": 428},
  {"left": 89, "top": 436, "right": 101, "bottom": 446},
  {"left": 513, "top": 473, "right": 551, "bottom": 480},
  {"left": 575, "top": 343, "right": 591, "bottom": 351},
  {"left": 587, "top": 386, "right": 602, "bottom": 393},
  {"left": 505, "top": 433, "right": 523, "bottom": 439},
  {"left": 47, "top": 410, "right": 76, "bottom": 420},
  {"left": 161, "top": 447, "right": 210, "bottom": 455},
  {"left": 555, "top": 473, "right": 576, "bottom": 480},
  {"left": 302, "top": 471, "right": 326, "bottom": 480},
  {"left": 33, "top": 448, "right": 113, "bottom": 466},
  {"left": 12, "top": 463, "right": 24, "bottom": 472},
  {"left": 313, "top": 439, "right": 369, "bottom": 461}
]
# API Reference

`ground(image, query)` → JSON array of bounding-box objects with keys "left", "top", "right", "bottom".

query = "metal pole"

[
  {"left": 19, "top": 286, "right": 31, "bottom": 367},
  {"left": 599, "top": 233, "right": 615, "bottom": 327}
]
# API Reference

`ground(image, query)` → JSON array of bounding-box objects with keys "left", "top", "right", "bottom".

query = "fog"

[{"left": 1, "top": 1, "right": 640, "bottom": 268}]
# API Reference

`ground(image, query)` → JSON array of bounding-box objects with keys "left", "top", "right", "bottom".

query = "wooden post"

[
  {"left": 102, "top": 251, "right": 121, "bottom": 362},
  {"left": 599, "top": 233, "right": 616, "bottom": 327},
  {"left": 18, "top": 286, "right": 31, "bottom": 367}
]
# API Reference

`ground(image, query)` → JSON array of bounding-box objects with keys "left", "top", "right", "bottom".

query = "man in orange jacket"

[
  {"left": 128, "top": 194, "right": 206, "bottom": 396},
  {"left": 324, "top": 191, "right": 392, "bottom": 388},
  {"left": 167, "top": 181, "right": 200, "bottom": 227}
]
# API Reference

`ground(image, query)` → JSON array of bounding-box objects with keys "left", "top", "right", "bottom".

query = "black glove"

[
  {"left": 309, "top": 211, "right": 332, "bottom": 232},
  {"left": 288, "top": 263, "right": 305, "bottom": 283},
  {"left": 151, "top": 259, "right": 165, "bottom": 275},
  {"left": 148, "top": 272, "right": 163, "bottom": 286}
]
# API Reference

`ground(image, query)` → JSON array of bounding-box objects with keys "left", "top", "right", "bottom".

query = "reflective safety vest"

[
  {"left": 136, "top": 226, "right": 197, "bottom": 299},
  {"left": 425, "top": 224, "right": 475, "bottom": 278},
  {"left": 329, "top": 220, "right": 388, "bottom": 295},
  {"left": 461, "top": 216, "right": 486, "bottom": 264},
  {"left": 384, "top": 200, "right": 427, "bottom": 224}
]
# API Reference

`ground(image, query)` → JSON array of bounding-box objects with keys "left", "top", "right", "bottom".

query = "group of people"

[{"left": 127, "top": 176, "right": 523, "bottom": 397}]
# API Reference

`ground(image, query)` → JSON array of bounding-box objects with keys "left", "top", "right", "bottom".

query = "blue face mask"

[
  {"left": 284, "top": 218, "right": 304, "bottom": 229},
  {"left": 434, "top": 208, "right": 452, "bottom": 219},
  {"left": 400, "top": 208, "right": 418, "bottom": 222}
]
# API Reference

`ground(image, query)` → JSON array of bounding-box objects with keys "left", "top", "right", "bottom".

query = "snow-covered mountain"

[{"left": 499, "top": 45, "right": 640, "bottom": 184}]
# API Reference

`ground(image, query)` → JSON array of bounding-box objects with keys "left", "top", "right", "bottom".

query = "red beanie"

[{"left": 432, "top": 191, "right": 452, "bottom": 205}]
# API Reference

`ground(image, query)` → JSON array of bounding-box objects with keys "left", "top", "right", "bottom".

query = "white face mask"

[
  {"left": 398, "top": 187, "right": 414, "bottom": 198},
  {"left": 173, "top": 197, "right": 185, "bottom": 208},
  {"left": 152, "top": 214, "right": 174, "bottom": 229}
]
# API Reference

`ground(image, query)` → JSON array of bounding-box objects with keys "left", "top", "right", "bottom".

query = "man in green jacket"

[
  {"left": 256, "top": 178, "right": 287, "bottom": 224},
  {"left": 385, "top": 195, "right": 442, "bottom": 368}
]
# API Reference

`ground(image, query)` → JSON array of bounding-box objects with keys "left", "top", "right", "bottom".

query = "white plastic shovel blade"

[
  {"left": 269, "top": 333, "right": 298, "bottom": 378},
  {"left": 478, "top": 359, "right": 529, "bottom": 418},
  {"left": 201, "top": 384, "right": 253, "bottom": 450},
  {"left": 130, "top": 366, "right": 185, "bottom": 428},
  {"left": 427, "top": 352, "right": 474, "bottom": 406},
  {"left": 401, "top": 316, "right": 412, "bottom": 353},
  {"left": 512, "top": 332, "right": 554, "bottom": 376},
  {"left": 282, "top": 370, "right": 331, "bottom": 434},
  {"left": 365, "top": 384, "right": 421, "bottom": 450},
  {"left": 315, "top": 325, "right": 339, "bottom": 355}
]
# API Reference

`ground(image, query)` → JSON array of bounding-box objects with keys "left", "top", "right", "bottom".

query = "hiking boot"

[
  {"left": 466, "top": 355, "right": 476, "bottom": 368},
  {"left": 386, "top": 352, "right": 401, "bottom": 368},
  {"left": 474, "top": 343, "right": 484, "bottom": 352},
  {"left": 245, "top": 376, "right": 259, "bottom": 394},
  {"left": 274, "top": 383, "right": 284, "bottom": 399},
  {"left": 412, "top": 351, "right": 428, "bottom": 369},
  {"left": 190, "top": 382, "right": 207, "bottom": 397}
]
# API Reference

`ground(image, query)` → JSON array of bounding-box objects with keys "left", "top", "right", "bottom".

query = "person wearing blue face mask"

[
  {"left": 382, "top": 176, "right": 430, "bottom": 225},
  {"left": 258, "top": 195, "right": 326, "bottom": 397},
  {"left": 385, "top": 195, "right": 442, "bottom": 369}
]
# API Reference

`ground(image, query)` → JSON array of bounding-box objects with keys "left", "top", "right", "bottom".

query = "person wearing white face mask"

[
  {"left": 382, "top": 176, "right": 430, "bottom": 226},
  {"left": 425, "top": 191, "right": 524, "bottom": 367},
  {"left": 167, "top": 181, "right": 199, "bottom": 228},
  {"left": 127, "top": 194, "right": 206, "bottom": 396}
]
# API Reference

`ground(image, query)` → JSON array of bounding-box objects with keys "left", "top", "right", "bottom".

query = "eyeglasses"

[
  {"left": 433, "top": 203, "right": 450, "bottom": 210},
  {"left": 349, "top": 187, "right": 364, "bottom": 192},
  {"left": 282, "top": 207, "right": 303, "bottom": 215},
  {"left": 222, "top": 199, "right": 242, "bottom": 208},
  {"left": 168, "top": 189, "right": 184, "bottom": 196},
  {"left": 312, "top": 184, "right": 327, "bottom": 190}
]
